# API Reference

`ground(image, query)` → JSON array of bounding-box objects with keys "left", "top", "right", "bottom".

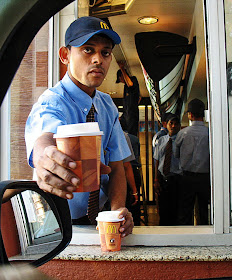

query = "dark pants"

[
  {"left": 158, "top": 175, "right": 181, "bottom": 226},
  {"left": 120, "top": 112, "right": 139, "bottom": 136},
  {"left": 178, "top": 172, "right": 211, "bottom": 225},
  {"left": 126, "top": 166, "right": 141, "bottom": 226}
]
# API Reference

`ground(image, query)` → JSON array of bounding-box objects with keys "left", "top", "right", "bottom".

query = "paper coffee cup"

[
  {"left": 96, "top": 211, "right": 124, "bottom": 252},
  {"left": 54, "top": 123, "right": 103, "bottom": 192}
]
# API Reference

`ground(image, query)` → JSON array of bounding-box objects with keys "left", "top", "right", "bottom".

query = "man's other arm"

[{"left": 108, "top": 160, "right": 134, "bottom": 237}]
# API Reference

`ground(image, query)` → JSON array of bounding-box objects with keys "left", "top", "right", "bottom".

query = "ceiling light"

[{"left": 137, "top": 16, "right": 158, "bottom": 25}]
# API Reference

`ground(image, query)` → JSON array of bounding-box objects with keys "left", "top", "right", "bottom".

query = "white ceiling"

[{"left": 96, "top": 0, "right": 204, "bottom": 105}]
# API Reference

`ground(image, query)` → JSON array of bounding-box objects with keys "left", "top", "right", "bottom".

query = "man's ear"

[
  {"left": 59, "top": 46, "right": 70, "bottom": 65},
  {"left": 188, "top": 112, "right": 193, "bottom": 120}
]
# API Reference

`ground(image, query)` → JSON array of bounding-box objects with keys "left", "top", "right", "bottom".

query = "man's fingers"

[
  {"left": 45, "top": 146, "right": 77, "bottom": 170},
  {"left": 120, "top": 211, "right": 134, "bottom": 237},
  {"left": 131, "top": 194, "right": 139, "bottom": 206},
  {"left": 36, "top": 166, "right": 78, "bottom": 195},
  {"left": 37, "top": 154, "right": 80, "bottom": 186},
  {"left": 116, "top": 208, "right": 134, "bottom": 237},
  {"left": 37, "top": 178, "right": 74, "bottom": 199}
]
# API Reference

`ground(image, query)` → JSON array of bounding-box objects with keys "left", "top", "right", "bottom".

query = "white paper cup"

[{"left": 96, "top": 211, "right": 125, "bottom": 252}]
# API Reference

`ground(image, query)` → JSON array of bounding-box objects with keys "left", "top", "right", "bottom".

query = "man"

[
  {"left": 25, "top": 16, "right": 133, "bottom": 237},
  {"left": 175, "top": 98, "right": 210, "bottom": 225},
  {"left": 123, "top": 130, "right": 141, "bottom": 226},
  {"left": 153, "top": 113, "right": 182, "bottom": 226},
  {"left": 120, "top": 116, "right": 141, "bottom": 225},
  {"left": 152, "top": 112, "right": 172, "bottom": 155},
  {"left": 116, "top": 64, "right": 141, "bottom": 136}
]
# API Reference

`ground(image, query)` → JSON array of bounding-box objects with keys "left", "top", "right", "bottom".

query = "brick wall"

[{"left": 10, "top": 22, "right": 49, "bottom": 179}]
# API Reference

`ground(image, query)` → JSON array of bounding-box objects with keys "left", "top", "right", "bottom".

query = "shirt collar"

[
  {"left": 191, "top": 121, "right": 205, "bottom": 126},
  {"left": 61, "top": 73, "right": 97, "bottom": 116},
  {"left": 168, "top": 134, "right": 177, "bottom": 140},
  {"left": 161, "top": 127, "right": 168, "bottom": 132}
]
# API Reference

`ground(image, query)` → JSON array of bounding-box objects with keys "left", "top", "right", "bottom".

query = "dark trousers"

[
  {"left": 158, "top": 175, "right": 181, "bottom": 226},
  {"left": 120, "top": 112, "right": 139, "bottom": 136},
  {"left": 178, "top": 172, "right": 211, "bottom": 225},
  {"left": 126, "top": 166, "right": 141, "bottom": 226}
]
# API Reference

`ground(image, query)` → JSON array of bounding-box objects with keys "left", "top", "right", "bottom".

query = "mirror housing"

[{"left": 0, "top": 180, "right": 72, "bottom": 267}]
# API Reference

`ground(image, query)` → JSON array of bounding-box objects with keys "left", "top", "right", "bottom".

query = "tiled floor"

[
  {"left": 140, "top": 204, "right": 159, "bottom": 226},
  {"left": 141, "top": 204, "right": 212, "bottom": 226}
]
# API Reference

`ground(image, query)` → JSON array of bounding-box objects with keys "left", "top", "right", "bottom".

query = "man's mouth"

[{"left": 89, "top": 68, "right": 104, "bottom": 76}]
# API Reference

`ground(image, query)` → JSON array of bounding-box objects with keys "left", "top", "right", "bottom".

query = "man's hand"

[
  {"left": 35, "top": 144, "right": 80, "bottom": 199},
  {"left": 131, "top": 192, "right": 139, "bottom": 206},
  {"left": 117, "top": 207, "right": 134, "bottom": 238},
  {"left": 33, "top": 133, "right": 111, "bottom": 199}
]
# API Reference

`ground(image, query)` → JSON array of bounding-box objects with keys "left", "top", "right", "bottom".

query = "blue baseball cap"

[{"left": 65, "top": 16, "right": 121, "bottom": 47}]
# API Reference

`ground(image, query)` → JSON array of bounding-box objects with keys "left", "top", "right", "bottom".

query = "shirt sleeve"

[
  {"left": 25, "top": 93, "right": 67, "bottom": 167},
  {"left": 154, "top": 138, "right": 161, "bottom": 161},
  {"left": 123, "top": 133, "right": 135, "bottom": 163}
]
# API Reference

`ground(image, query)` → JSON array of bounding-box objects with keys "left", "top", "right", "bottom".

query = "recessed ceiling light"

[{"left": 137, "top": 16, "right": 158, "bottom": 25}]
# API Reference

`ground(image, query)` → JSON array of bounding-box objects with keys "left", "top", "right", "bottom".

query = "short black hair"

[
  {"left": 161, "top": 112, "right": 172, "bottom": 123},
  {"left": 187, "top": 98, "right": 205, "bottom": 118}
]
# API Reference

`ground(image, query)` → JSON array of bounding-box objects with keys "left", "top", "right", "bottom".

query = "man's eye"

[
  {"left": 102, "top": 51, "right": 111, "bottom": 57},
  {"left": 84, "top": 48, "right": 92, "bottom": 53}
]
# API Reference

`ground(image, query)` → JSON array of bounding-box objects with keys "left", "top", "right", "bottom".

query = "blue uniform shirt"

[{"left": 25, "top": 73, "right": 131, "bottom": 219}]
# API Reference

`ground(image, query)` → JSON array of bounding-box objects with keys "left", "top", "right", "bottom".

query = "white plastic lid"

[
  {"left": 54, "top": 122, "right": 103, "bottom": 138},
  {"left": 96, "top": 211, "right": 125, "bottom": 222}
]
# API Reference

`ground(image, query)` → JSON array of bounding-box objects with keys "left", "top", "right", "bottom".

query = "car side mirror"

[{"left": 0, "top": 180, "right": 72, "bottom": 267}]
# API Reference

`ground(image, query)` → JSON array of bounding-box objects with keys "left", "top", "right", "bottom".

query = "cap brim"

[{"left": 68, "top": 29, "right": 121, "bottom": 47}]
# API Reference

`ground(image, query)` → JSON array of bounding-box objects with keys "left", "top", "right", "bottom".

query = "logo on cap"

[{"left": 100, "top": 21, "right": 109, "bottom": 30}]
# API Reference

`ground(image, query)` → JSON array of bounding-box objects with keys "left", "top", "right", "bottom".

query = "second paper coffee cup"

[
  {"left": 96, "top": 211, "right": 125, "bottom": 252},
  {"left": 54, "top": 122, "right": 103, "bottom": 192}
]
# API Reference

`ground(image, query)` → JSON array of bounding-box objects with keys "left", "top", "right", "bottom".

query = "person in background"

[
  {"left": 175, "top": 98, "right": 210, "bottom": 225},
  {"left": 152, "top": 112, "right": 172, "bottom": 156},
  {"left": 116, "top": 63, "right": 141, "bottom": 136},
  {"left": 153, "top": 113, "right": 182, "bottom": 225},
  {"left": 25, "top": 16, "right": 134, "bottom": 237},
  {"left": 123, "top": 130, "right": 141, "bottom": 226}
]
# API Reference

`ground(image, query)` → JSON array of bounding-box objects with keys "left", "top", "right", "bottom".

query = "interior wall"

[{"left": 187, "top": 0, "right": 207, "bottom": 105}]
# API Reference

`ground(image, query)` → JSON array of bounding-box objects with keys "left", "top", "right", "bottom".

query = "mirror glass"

[{"left": 1, "top": 190, "right": 62, "bottom": 264}]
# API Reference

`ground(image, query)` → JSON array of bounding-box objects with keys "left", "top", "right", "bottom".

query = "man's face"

[
  {"left": 67, "top": 35, "right": 113, "bottom": 95},
  {"left": 167, "top": 119, "right": 180, "bottom": 136},
  {"left": 162, "top": 121, "right": 167, "bottom": 128}
]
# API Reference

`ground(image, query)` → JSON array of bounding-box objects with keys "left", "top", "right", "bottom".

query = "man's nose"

[{"left": 92, "top": 52, "right": 103, "bottom": 64}]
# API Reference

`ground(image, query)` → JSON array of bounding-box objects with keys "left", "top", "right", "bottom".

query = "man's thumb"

[{"left": 100, "top": 162, "right": 111, "bottom": 174}]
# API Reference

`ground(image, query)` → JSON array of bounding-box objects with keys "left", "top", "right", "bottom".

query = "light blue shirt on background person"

[
  {"left": 25, "top": 73, "right": 131, "bottom": 219},
  {"left": 174, "top": 121, "right": 210, "bottom": 173},
  {"left": 154, "top": 134, "right": 182, "bottom": 177}
]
